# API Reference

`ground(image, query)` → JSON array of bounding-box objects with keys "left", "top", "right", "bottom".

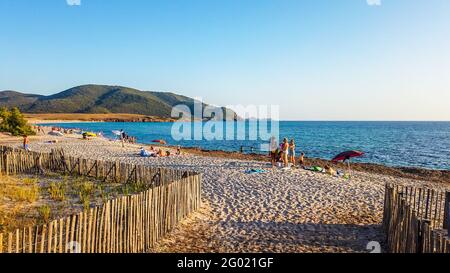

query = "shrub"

[
  {"left": 0, "top": 107, "right": 35, "bottom": 136},
  {"left": 77, "top": 181, "right": 94, "bottom": 210},
  {"left": 48, "top": 182, "right": 66, "bottom": 201},
  {"left": 38, "top": 205, "right": 51, "bottom": 223}
]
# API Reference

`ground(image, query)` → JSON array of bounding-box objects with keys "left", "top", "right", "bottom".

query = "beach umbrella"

[
  {"left": 332, "top": 150, "right": 364, "bottom": 176},
  {"left": 152, "top": 139, "right": 167, "bottom": 145},
  {"left": 332, "top": 150, "right": 364, "bottom": 162}
]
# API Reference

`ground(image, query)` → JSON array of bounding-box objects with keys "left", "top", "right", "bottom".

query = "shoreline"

[
  {"left": 3, "top": 128, "right": 450, "bottom": 185},
  {"left": 18, "top": 118, "right": 450, "bottom": 185},
  {"left": 176, "top": 147, "right": 450, "bottom": 185}
]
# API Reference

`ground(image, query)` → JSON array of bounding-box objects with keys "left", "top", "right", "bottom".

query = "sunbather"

[
  {"left": 140, "top": 147, "right": 155, "bottom": 157},
  {"left": 324, "top": 165, "right": 337, "bottom": 176}
]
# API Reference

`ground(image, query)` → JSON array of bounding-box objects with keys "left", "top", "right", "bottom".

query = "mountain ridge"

[{"left": 0, "top": 84, "right": 239, "bottom": 121}]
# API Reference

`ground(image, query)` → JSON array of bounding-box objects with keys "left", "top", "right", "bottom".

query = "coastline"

[
  {"left": 5, "top": 125, "right": 450, "bottom": 185},
  {"left": 20, "top": 118, "right": 450, "bottom": 184},
  {"left": 174, "top": 147, "right": 450, "bottom": 185}
]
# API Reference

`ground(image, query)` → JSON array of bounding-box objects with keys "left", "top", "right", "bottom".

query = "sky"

[{"left": 1, "top": 0, "right": 449, "bottom": 121}]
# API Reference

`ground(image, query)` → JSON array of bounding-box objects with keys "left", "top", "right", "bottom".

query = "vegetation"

[
  {"left": 0, "top": 173, "right": 151, "bottom": 233},
  {"left": 38, "top": 205, "right": 51, "bottom": 223},
  {"left": 75, "top": 179, "right": 96, "bottom": 211},
  {"left": 0, "top": 181, "right": 39, "bottom": 203},
  {"left": 0, "top": 107, "right": 35, "bottom": 136},
  {"left": 48, "top": 182, "right": 66, "bottom": 201},
  {"left": 25, "top": 113, "right": 176, "bottom": 122}
]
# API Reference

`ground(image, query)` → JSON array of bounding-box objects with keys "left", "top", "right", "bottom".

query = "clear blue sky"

[{"left": 1, "top": 0, "right": 449, "bottom": 120}]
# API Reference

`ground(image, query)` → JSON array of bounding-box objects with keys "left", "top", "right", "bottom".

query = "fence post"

[
  {"left": 444, "top": 192, "right": 450, "bottom": 231},
  {"left": 417, "top": 219, "right": 424, "bottom": 253}
]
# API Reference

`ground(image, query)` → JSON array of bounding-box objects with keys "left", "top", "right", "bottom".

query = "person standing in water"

[{"left": 289, "top": 139, "right": 296, "bottom": 167}]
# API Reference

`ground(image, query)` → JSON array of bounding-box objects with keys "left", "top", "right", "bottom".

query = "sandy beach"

[{"left": 2, "top": 132, "right": 450, "bottom": 253}]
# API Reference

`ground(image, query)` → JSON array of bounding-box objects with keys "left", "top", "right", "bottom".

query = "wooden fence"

[
  {"left": 0, "top": 146, "right": 202, "bottom": 253},
  {"left": 383, "top": 184, "right": 450, "bottom": 253},
  {"left": 0, "top": 146, "right": 196, "bottom": 185}
]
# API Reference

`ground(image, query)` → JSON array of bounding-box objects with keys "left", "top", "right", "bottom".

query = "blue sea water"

[{"left": 41, "top": 121, "right": 450, "bottom": 171}]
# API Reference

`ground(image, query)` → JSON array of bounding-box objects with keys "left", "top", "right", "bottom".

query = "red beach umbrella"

[
  {"left": 152, "top": 139, "right": 167, "bottom": 145},
  {"left": 332, "top": 150, "right": 365, "bottom": 162},
  {"left": 331, "top": 150, "right": 364, "bottom": 178}
]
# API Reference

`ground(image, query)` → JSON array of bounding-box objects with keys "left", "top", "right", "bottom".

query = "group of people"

[
  {"left": 268, "top": 136, "right": 347, "bottom": 177},
  {"left": 119, "top": 129, "right": 137, "bottom": 146},
  {"left": 140, "top": 145, "right": 181, "bottom": 158},
  {"left": 269, "top": 137, "right": 305, "bottom": 168}
]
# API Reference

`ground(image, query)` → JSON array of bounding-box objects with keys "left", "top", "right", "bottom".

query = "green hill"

[
  {"left": 0, "top": 91, "right": 43, "bottom": 108},
  {"left": 0, "top": 85, "right": 239, "bottom": 120}
]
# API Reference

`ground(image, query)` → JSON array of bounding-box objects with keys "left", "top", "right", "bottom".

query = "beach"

[{"left": 2, "top": 132, "right": 450, "bottom": 253}]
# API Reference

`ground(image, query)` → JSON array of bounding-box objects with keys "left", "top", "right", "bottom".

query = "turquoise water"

[{"left": 42, "top": 121, "right": 450, "bottom": 170}]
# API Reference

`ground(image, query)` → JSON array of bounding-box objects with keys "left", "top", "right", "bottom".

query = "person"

[
  {"left": 281, "top": 138, "right": 289, "bottom": 168},
  {"left": 23, "top": 135, "right": 30, "bottom": 151},
  {"left": 176, "top": 145, "right": 182, "bottom": 155},
  {"left": 140, "top": 147, "right": 155, "bottom": 157},
  {"left": 120, "top": 129, "right": 125, "bottom": 147},
  {"left": 324, "top": 165, "right": 337, "bottom": 176},
  {"left": 269, "top": 136, "right": 278, "bottom": 167},
  {"left": 299, "top": 152, "right": 305, "bottom": 167},
  {"left": 289, "top": 139, "right": 296, "bottom": 167}
]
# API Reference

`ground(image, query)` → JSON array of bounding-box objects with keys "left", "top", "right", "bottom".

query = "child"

[{"left": 299, "top": 153, "right": 305, "bottom": 167}]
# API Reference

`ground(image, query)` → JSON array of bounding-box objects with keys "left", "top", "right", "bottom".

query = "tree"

[{"left": 0, "top": 107, "right": 35, "bottom": 136}]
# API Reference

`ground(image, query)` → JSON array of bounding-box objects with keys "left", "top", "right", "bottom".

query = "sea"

[{"left": 41, "top": 121, "right": 450, "bottom": 171}]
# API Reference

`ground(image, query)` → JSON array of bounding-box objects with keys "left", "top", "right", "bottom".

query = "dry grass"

[
  {"left": 0, "top": 173, "right": 150, "bottom": 233},
  {"left": 48, "top": 182, "right": 66, "bottom": 202},
  {"left": 24, "top": 113, "right": 175, "bottom": 123},
  {"left": 38, "top": 205, "right": 51, "bottom": 223},
  {"left": 0, "top": 176, "right": 39, "bottom": 203}
]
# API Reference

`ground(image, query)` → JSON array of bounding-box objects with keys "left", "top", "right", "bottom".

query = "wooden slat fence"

[
  {"left": 0, "top": 146, "right": 195, "bottom": 184},
  {"left": 0, "top": 146, "right": 202, "bottom": 253},
  {"left": 383, "top": 184, "right": 450, "bottom": 253}
]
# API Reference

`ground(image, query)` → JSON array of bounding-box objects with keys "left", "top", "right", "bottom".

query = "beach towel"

[
  {"left": 48, "top": 131, "right": 64, "bottom": 137},
  {"left": 245, "top": 169, "right": 267, "bottom": 174}
]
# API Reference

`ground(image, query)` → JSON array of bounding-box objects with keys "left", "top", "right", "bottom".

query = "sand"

[{"left": 2, "top": 133, "right": 450, "bottom": 253}]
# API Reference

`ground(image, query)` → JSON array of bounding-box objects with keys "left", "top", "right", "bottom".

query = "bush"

[
  {"left": 38, "top": 205, "right": 51, "bottom": 223},
  {"left": 0, "top": 107, "right": 35, "bottom": 136},
  {"left": 48, "top": 182, "right": 66, "bottom": 201}
]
